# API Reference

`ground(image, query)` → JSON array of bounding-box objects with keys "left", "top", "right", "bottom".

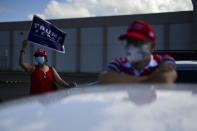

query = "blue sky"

[
  {"left": 0, "top": 0, "right": 193, "bottom": 22},
  {"left": 0, "top": 0, "right": 50, "bottom": 22}
]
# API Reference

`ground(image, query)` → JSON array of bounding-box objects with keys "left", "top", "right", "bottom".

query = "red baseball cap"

[
  {"left": 119, "top": 20, "right": 156, "bottom": 44},
  {"left": 34, "top": 48, "right": 47, "bottom": 57}
]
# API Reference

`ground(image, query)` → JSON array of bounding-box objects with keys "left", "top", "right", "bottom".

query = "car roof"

[{"left": 0, "top": 84, "right": 197, "bottom": 131}]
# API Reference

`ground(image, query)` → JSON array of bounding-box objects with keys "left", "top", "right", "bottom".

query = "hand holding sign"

[{"left": 28, "top": 15, "right": 66, "bottom": 53}]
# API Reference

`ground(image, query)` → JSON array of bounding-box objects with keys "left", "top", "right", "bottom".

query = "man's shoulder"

[
  {"left": 152, "top": 53, "right": 176, "bottom": 69},
  {"left": 153, "top": 53, "right": 175, "bottom": 62}
]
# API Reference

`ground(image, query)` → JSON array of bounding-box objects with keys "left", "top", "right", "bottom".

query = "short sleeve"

[
  {"left": 160, "top": 54, "right": 176, "bottom": 69},
  {"left": 105, "top": 61, "right": 121, "bottom": 72}
]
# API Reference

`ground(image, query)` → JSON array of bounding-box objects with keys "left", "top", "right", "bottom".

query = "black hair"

[{"left": 44, "top": 56, "right": 48, "bottom": 63}]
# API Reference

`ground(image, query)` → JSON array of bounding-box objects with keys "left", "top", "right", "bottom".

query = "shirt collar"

[
  {"left": 123, "top": 55, "right": 158, "bottom": 76},
  {"left": 124, "top": 55, "right": 158, "bottom": 69},
  {"left": 143, "top": 55, "right": 158, "bottom": 70}
]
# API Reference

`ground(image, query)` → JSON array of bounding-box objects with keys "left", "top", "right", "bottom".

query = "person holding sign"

[{"left": 19, "top": 40, "right": 77, "bottom": 95}]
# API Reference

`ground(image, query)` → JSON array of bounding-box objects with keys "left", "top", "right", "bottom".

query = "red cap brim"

[
  {"left": 119, "top": 32, "right": 146, "bottom": 40},
  {"left": 34, "top": 53, "right": 47, "bottom": 57}
]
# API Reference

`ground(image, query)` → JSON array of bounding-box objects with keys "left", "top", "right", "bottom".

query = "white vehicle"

[{"left": 0, "top": 84, "right": 197, "bottom": 131}]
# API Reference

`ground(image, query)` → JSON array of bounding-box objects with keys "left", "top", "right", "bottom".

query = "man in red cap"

[
  {"left": 19, "top": 40, "right": 77, "bottom": 95},
  {"left": 99, "top": 20, "right": 177, "bottom": 84}
]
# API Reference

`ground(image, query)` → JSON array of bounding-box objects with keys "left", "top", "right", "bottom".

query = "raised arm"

[
  {"left": 52, "top": 67, "right": 77, "bottom": 88},
  {"left": 19, "top": 40, "right": 34, "bottom": 73}
]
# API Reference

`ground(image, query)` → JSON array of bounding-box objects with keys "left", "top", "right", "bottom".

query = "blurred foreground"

[{"left": 0, "top": 84, "right": 197, "bottom": 131}]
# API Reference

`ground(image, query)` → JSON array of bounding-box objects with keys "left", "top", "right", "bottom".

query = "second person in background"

[{"left": 19, "top": 40, "right": 77, "bottom": 95}]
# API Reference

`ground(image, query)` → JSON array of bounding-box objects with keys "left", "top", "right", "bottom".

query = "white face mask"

[{"left": 125, "top": 43, "right": 150, "bottom": 64}]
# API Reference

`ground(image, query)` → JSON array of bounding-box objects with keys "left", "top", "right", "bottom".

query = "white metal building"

[{"left": 0, "top": 1, "right": 197, "bottom": 73}]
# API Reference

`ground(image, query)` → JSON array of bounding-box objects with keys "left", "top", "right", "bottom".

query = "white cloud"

[
  {"left": 28, "top": 0, "right": 193, "bottom": 19},
  {"left": 44, "top": 0, "right": 94, "bottom": 18},
  {"left": 28, "top": 14, "right": 46, "bottom": 20}
]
